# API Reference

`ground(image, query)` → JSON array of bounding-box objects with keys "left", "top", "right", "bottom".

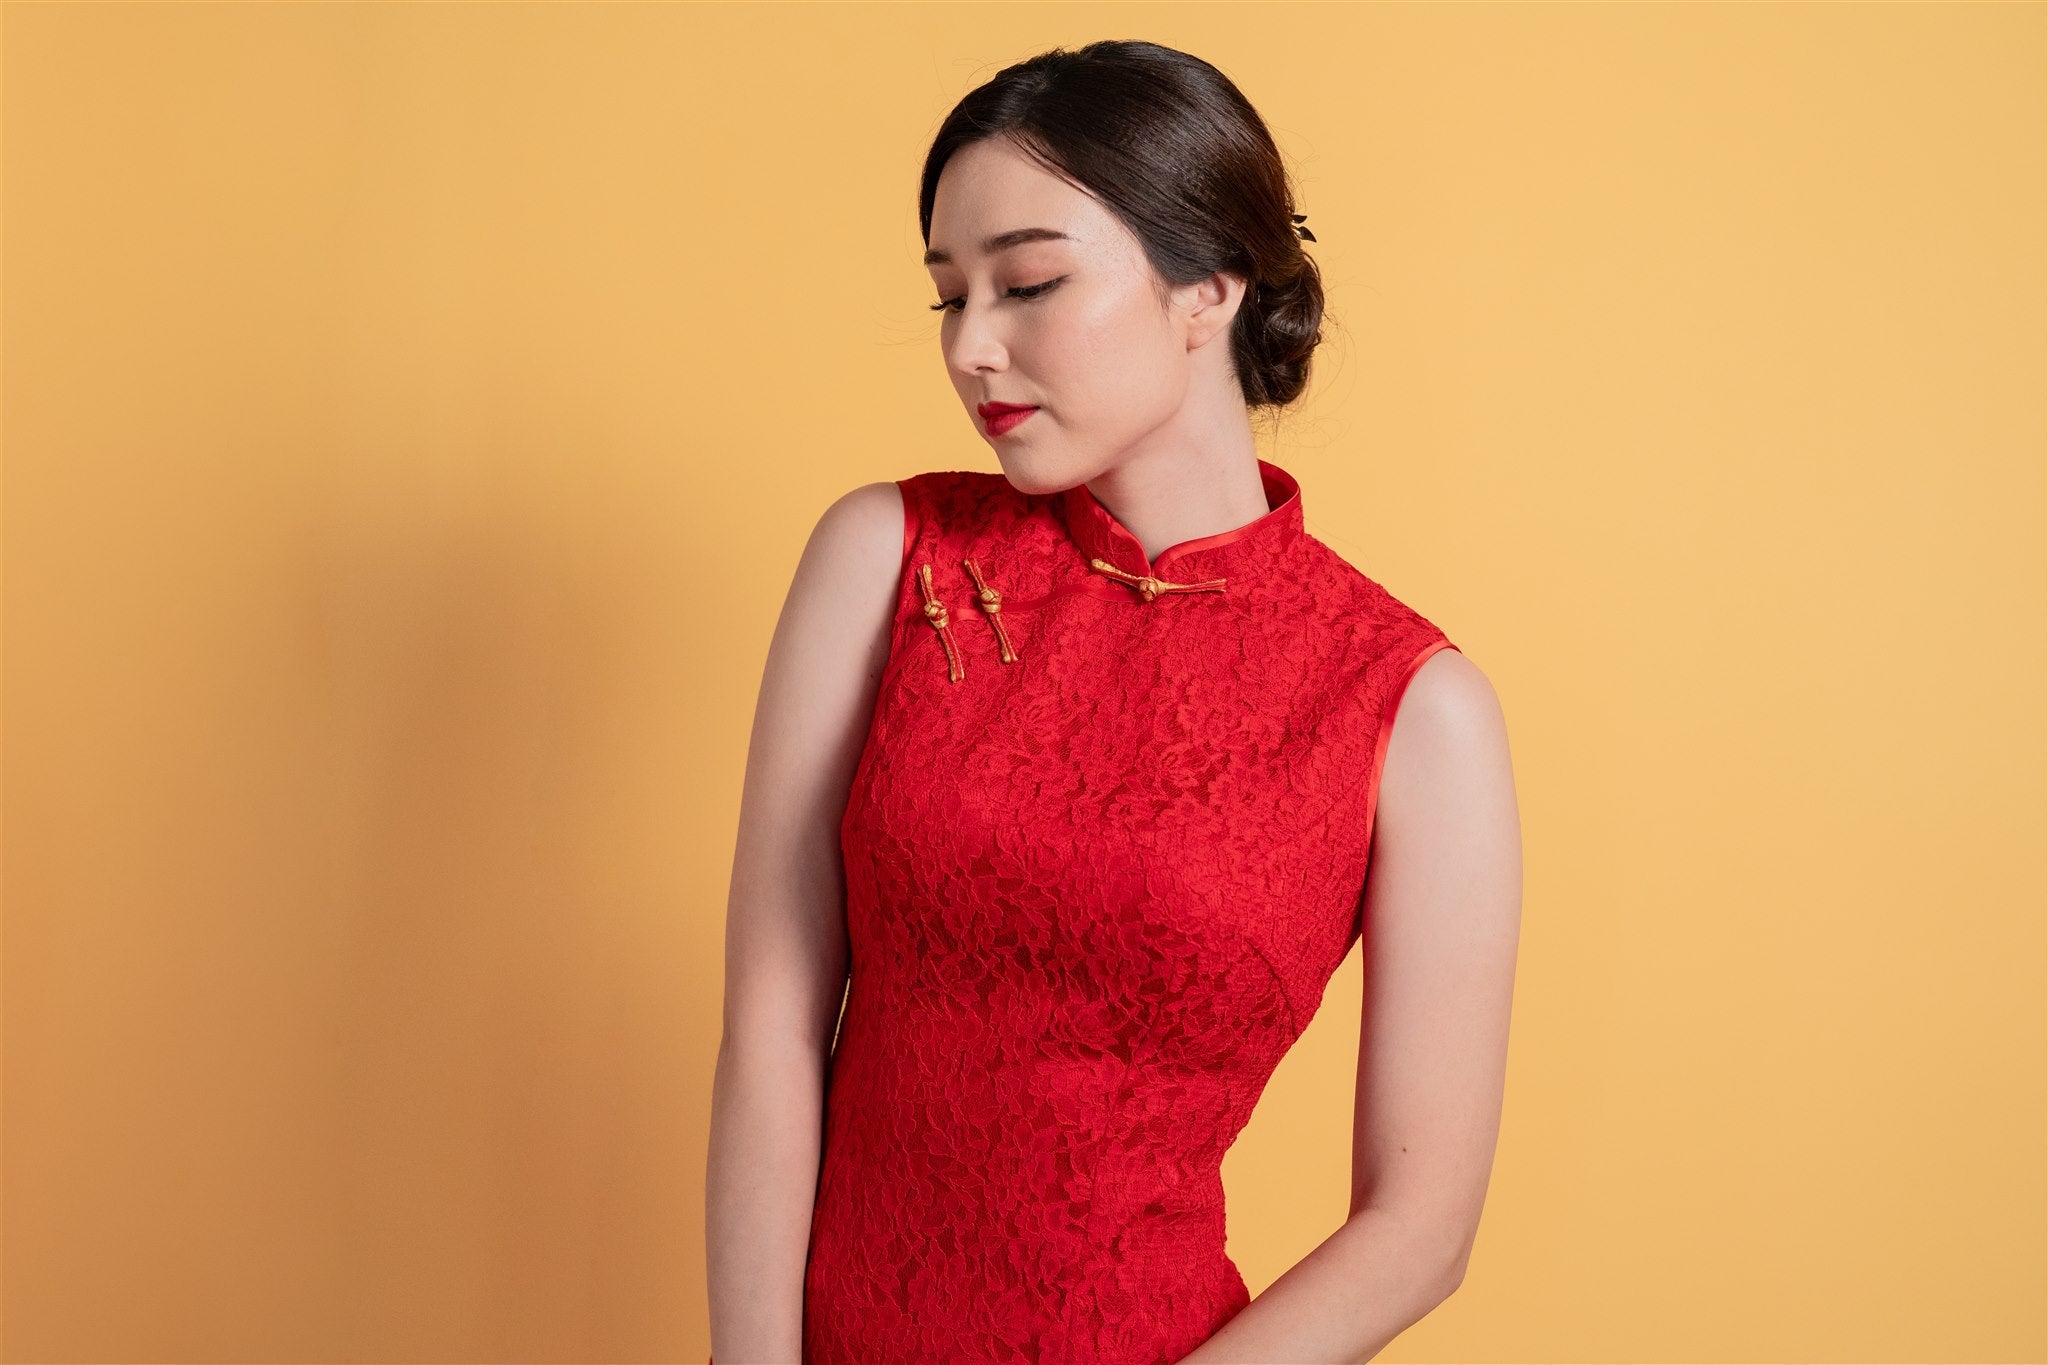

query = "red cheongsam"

[{"left": 713, "top": 458, "right": 1459, "bottom": 1365}]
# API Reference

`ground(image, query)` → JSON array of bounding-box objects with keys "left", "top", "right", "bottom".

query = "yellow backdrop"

[{"left": 4, "top": 4, "right": 2041, "bottom": 1362}]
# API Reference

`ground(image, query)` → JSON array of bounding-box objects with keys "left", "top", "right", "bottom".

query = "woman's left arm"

[{"left": 1176, "top": 648, "right": 1524, "bottom": 1364}]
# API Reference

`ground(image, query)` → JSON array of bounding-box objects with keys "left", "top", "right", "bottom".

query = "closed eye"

[{"left": 930, "top": 276, "right": 1067, "bottom": 313}]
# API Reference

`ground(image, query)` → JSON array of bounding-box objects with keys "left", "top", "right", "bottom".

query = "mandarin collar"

[{"left": 1056, "top": 458, "right": 1305, "bottom": 596}]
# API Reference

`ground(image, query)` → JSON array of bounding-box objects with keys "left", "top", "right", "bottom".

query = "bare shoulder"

[
  {"left": 805, "top": 479, "right": 907, "bottom": 583},
  {"left": 1394, "top": 647, "right": 1505, "bottom": 745},
  {"left": 1378, "top": 646, "right": 1518, "bottom": 846},
  {"left": 780, "top": 480, "right": 907, "bottom": 663}
]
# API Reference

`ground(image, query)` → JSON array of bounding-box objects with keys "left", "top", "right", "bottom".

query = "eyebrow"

[{"left": 923, "top": 227, "right": 1074, "bottom": 267}]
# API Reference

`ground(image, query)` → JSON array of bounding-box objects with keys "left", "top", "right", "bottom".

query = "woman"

[{"left": 707, "top": 39, "right": 1522, "bottom": 1365}]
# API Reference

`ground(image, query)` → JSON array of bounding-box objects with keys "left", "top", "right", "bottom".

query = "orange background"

[{"left": 4, "top": 4, "right": 2041, "bottom": 1362}]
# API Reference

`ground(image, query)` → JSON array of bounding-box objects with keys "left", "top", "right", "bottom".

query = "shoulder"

[
  {"left": 807, "top": 480, "right": 908, "bottom": 573},
  {"left": 898, "top": 467, "right": 1021, "bottom": 513},
  {"left": 799, "top": 469, "right": 1027, "bottom": 597},
  {"left": 1376, "top": 639, "right": 1511, "bottom": 858},
  {"left": 1371, "top": 642, "right": 1518, "bottom": 934},
  {"left": 1301, "top": 535, "right": 1443, "bottom": 630},
  {"left": 1296, "top": 539, "right": 1461, "bottom": 670},
  {"left": 804, "top": 467, "right": 1025, "bottom": 574},
  {"left": 1393, "top": 645, "right": 1503, "bottom": 745},
  {"left": 1297, "top": 536, "right": 1497, "bottom": 729},
  {"left": 735, "top": 482, "right": 914, "bottom": 719},
  {"left": 894, "top": 468, "right": 1037, "bottom": 548},
  {"left": 1359, "top": 580, "right": 1496, "bottom": 744}
]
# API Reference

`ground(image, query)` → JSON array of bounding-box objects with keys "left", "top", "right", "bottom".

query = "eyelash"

[{"left": 929, "top": 277, "right": 1067, "bottom": 313}]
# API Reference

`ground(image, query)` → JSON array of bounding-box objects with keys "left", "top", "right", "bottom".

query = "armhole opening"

[
  {"left": 892, "top": 476, "right": 923, "bottom": 625},
  {"left": 1353, "top": 636, "right": 1461, "bottom": 937}
]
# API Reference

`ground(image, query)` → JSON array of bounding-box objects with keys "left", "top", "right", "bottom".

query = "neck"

[{"left": 1081, "top": 446, "right": 1272, "bottom": 564}]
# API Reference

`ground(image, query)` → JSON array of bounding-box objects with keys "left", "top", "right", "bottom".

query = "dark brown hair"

[{"left": 918, "top": 40, "right": 1326, "bottom": 410}]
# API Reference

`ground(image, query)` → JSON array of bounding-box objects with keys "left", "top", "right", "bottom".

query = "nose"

[{"left": 943, "top": 299, "right": 1009, "bottom": 380}]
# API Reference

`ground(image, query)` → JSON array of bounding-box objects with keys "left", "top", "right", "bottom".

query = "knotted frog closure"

[
  {"left": 1056, "top": 460, "right": 1305, "bottom": 603},
  {"left": 1086, "top": 558, "right": 1226, "bottom": 602},
  {"left": 962, "top": 557, "right": 1020, "bottom": 663},
  {"left": 918, "top": 557, "right": 1021, "bottom": 682},
  {"left": 916, "top": 561, "right": 966, "bottom": 683}
]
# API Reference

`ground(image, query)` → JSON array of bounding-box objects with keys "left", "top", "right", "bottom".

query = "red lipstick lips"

[{"left": 978, "top": 401, "right": 1038, "bottom": 437}]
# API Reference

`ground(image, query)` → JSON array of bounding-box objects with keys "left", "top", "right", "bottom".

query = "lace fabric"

[{"left": 716, "top": 461, "right": 1457, "bottom": 1364}]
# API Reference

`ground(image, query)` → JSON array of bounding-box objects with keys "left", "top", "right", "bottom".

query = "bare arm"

[
  {"left": 704, "top": 480, "right": 907, "bottom": 1365},
  {"left": 1177, "top": 647, "right": 1524, "bottom": 1364}
]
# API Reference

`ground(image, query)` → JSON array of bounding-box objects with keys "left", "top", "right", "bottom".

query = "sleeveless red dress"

[{"left": 714, "top": 459, "right": 1458, "bottom": 1365}]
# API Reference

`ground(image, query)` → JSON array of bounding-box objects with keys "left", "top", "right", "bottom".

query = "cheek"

[{"left": 1041, "top": 291, "right": 1178, "bottom": 403}]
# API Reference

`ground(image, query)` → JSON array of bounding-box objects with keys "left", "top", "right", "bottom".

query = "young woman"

[{"left": 707, "top": 39, "right": 1522, "bottom": 1365}]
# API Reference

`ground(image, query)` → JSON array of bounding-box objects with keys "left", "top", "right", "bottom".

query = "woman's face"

[{"left": 923, "top": 138, "right": 1243, "bottom": 495}]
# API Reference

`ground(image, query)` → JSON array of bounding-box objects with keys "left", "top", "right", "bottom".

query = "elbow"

[
  {"left": 1429, "top": 1224, "right": 1478, "bottom": 1302},
  {"left": 1435, "top": 1247, "right": 1469, "bottom": 1302},
  {"left": 1374, "top": 1205, "right": 1473, "bottom": 1306},
  {"left": 1348, "top": 1201, "right": 1476, "bottom": 1307}
]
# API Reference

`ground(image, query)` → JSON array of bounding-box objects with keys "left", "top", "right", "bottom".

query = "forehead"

[{"left": 925, "top": 139, "right": 1122, "bottom": 268}]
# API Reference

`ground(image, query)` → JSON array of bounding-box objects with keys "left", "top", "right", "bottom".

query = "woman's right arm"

[{"left": 704, "top": 480, "right": 909, "bottom": 1365}]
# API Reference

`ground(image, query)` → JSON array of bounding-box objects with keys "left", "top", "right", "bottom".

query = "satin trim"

[{"left": 1361, "top": 639, "right": 1462, "bottom": 859}]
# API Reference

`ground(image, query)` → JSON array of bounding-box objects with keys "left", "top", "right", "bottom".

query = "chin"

[{"left": 987, "top": 449, "right": 1081, "bottom": 499}]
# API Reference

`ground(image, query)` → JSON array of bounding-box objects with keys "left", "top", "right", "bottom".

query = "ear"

[{"left": 1179, "top": 270, "right": 1250, "bottom": 351}]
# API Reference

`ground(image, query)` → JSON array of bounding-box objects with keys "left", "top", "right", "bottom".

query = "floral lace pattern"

[{"left": 717, "top": 460, "right": 1457, "bottom": 1365}]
